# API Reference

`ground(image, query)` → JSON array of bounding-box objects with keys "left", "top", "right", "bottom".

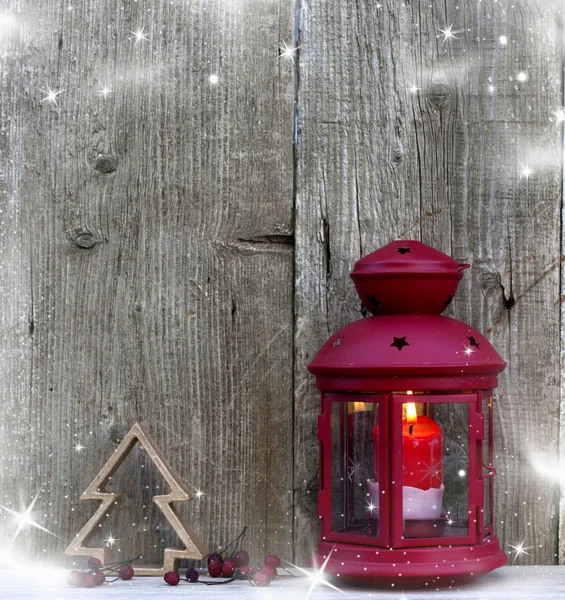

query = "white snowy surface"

[{"left": 0, "top": 567, "right": 563, "bottom": 599}]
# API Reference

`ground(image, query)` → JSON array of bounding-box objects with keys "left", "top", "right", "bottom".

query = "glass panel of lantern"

[
  {"left": 392, "top": 397, "right": 470, "bottom": 541},
  {"left": 330, "top": 400, "right": 380, "bottom": 539}
]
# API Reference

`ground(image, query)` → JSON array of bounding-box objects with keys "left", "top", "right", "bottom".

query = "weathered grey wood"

[
  {"left": 295, "top": 0, "right": 561, "bottom": 565},
  {"left": 0, "top": 0, "right": 294, "bottom": 564},
  {"left": 2, "top": 566, "right": 565, "bottom": 599}
]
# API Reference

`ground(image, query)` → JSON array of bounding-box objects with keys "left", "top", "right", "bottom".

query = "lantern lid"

[
  {"left": 307, "top": 314, "right": 506, "bottom": 378},
  {"left": 350, "top": 240, "right": 470, "bottom": 315},
  {"left": 351, "top": 240, "right": 469, "bottom": 279}
]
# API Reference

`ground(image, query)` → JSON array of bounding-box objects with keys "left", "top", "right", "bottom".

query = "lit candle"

[
  {"left": 368, "top": 401, "right": 444, "bottom": 520},
  {"left": 401, "top": 402, "right": 443, "bottom": 491}
]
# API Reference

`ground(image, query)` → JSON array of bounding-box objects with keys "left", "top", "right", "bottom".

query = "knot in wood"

[
  {"left": 427, "top": 83, "right": 452, "bottom": 109},
  {"left": 480, "top": 271, "right": 501, "bottom": 291},
  {"left": 75, "top": 233, "right": 96, "bottom": 249},
  {"left": 94, "top": 156, "right": 117, "bottom": 173},
  {"left": 391, "top": 148, "right": 403, "bottom": 164}
]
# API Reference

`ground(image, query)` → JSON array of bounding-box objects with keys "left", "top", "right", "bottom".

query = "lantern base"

[{"left": 312, "top": 536, "right": 507, "bottom": 588}]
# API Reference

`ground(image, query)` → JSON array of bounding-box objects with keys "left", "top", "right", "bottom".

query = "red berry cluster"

[
  {"left": 67, "top": 555, "right": 139, "bottom": 588},
  {"left": 163, "top": 526, "right": 288, "bottom": 588}
]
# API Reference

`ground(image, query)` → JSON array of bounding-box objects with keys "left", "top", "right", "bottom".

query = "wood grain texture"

[
  {"left": 0, "top": 0, "right": 294, "bottom": 565},
  {"left": 295, "top": 0, "right": 561, "bottom": 565}
]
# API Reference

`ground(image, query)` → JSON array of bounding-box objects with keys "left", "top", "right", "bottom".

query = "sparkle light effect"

[
  {"left": 0, "top": 13, "right": 18, "bottom": 32},
  {"left": 517, "top": 71, "right": 528, "bottom": 82},
  {"left": 209, "top": 74, "right": 219, "bottom": 84},
  {"left": 551, "top": 107, "right": 565, "bottom": 124},
  {"left": 519, "top": 163, "right": 534, "bottom": 179},
  {"left": 347, "top": 458, "right": 362, "bottom": 482},
  {"left": 284, "top": 550, "right": 346, "bottom": 600},
  {"left": 499, "top": 35, "right": 508, "bottom": 45},
  {"left": 438, "top": 24, "right": 458, "bottom": 44},
  {"left": 98, "top": 86, "right": 112, "bottom": 98},
  {"left": 130, "top": 27, "right": 149, "bottom": 45},
  {"left": 508, "top": 538, "right": 532, "bottom": 563},
  {"left": 416, "top": 457, "right": 443, "bottom": 487},
  {"left": 40, "top": 86, "right": 63, "bottom": 105},
  {"left": 280, "top": 41, "right": 299, "bottom": 62},
  {"left": 0, "top": 490, "right": 59, "bottom": 543},
  {"left": 104, "top": 533, "right": 118, "bottom": 547},
  {"left": 367, "top": 502, "right": 377, "bottom": 514},
  {"left": 407, "top": 83, "right": 421, "bottom": 94},
  {"left": 529, "top": 450, "right": 565, "bottom": 485},
  {"left": 74, "top": 443, "right": 85, "bottom": 452},
  {"left": 463, "top": 344, "right": 476, "bottom": 357}
]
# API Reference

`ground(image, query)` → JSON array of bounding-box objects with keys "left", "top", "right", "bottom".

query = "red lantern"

[{"left": 308, "top": 240, "right": 507, "bottom": 588}]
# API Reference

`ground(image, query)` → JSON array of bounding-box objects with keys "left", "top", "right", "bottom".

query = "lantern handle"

[
  {"left": 457, "top": 263, "right": 470, "bottom": 271},
  {"left": 480, "top": 462, "right": 496, "bottom": 480}
]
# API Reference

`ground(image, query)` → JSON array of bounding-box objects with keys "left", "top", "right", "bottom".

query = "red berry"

[
  {"left": 237, "top": 565, "right": 250, "bottom": 579},
  {"left": 119, "top": 565, "right": 135, "bottom": 580},
  {"left": 164, "top": 571, "right": 180, "bottom": 586},
  {"left": 234, "top": 550, "right": 249, "bottom": 567},
  {"left": 264, "top": 554, "right": 281, "bottom": 568},
  {"left": 67, "top": 570, "right": 82, "bottom": 586},
  {"left": 83, "top": 573, "right": 96, "bottom": 588},
  {"left": 207, "top": 552, "right": 223, "bottom": 566},
  {"left": 185, "top": 568, "right": 199, "bottom": 582},
  {"left": 208, "top": 559, "right": 222, "bottom": 577},
  {"left": 87, "top": 557, "right": 102, "bottom": 570},
  {"left": 93, "top": 571, "right": 105, "bottom": 586},
  {"left": 261, "top": 565, "right": 277, "bottom": 579},
  {"left": 253, "top": 570, "right": 271, "bottom": 587},
  {"left": 222, "top": 557, "right": 236, "bottom": 578}
]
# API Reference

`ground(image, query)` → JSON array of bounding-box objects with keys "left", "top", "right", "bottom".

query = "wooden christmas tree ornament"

[{"left": 65, "top": 422, "right": 207, "bottom": 576}]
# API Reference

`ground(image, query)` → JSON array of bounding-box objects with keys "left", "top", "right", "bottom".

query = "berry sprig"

[
  {"left": 67, "top": 555, "right": 140, "bottom": 587},
  {"left": 164, "top": 525, "right": 293, "bottom": 588}
]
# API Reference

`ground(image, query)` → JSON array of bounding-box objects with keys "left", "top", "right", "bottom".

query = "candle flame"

[{"left": 405, "top": 402, "right": 418, "bottom": 423}]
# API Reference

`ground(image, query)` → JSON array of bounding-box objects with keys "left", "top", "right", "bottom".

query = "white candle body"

[{"left": 367, "top": 479, "right": 444, "bottom": 519}]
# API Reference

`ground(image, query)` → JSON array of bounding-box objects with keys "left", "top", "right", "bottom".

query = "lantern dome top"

[
  {"left": 307, "top": 314, "right": 506, "bottom": 379},
  {"left": 350, "top": 240, "right": 470, "bottom": 315},
  {"left": 308, "top": 241, "right": 506, "bottom": 392}
]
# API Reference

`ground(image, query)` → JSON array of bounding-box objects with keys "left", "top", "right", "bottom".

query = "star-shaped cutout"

[
  {"left": 467, "top": 336, "right": 480, "bottom": 349},
  {"left": 331, "top": 337, "right": 342, "bottom": 347},
  {"left": 391, "top": 336, "right": 409, "bottom": 351},
  {"left": 444, "top": 295, "right": 454, "bottom": 307},
  {"left": 367, "top": 295, "right": 381, "bottom": 309},
  {"left": 396, "top": 247, "right": 411, "bottom": 255}
]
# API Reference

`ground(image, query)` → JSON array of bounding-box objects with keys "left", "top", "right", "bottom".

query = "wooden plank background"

[
  {"left": 295, "top": 0, "right": 562, "bottom": 566},
  {"left": 0, "top": 0, "right": 295, "bottom": 566},
  {"left": 0, "top": 0, "right": 563, "bottom": 569}
]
